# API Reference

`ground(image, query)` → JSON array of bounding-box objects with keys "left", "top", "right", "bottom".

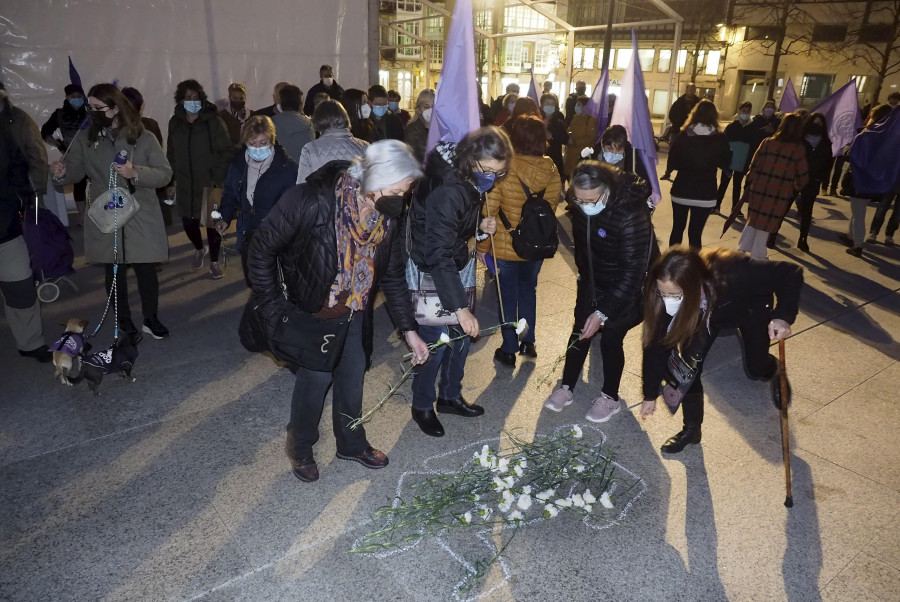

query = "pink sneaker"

[
  {"left": 585, "top": 392, "right": 621, "bottom": 423},
  {"left": 544, "top": 386, "right": 574, "bottom": 412}
]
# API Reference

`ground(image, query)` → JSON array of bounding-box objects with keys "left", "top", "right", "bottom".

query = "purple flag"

[
  {"left": 610, "top": 30, "right": 661, "bottom": 205},
  {"left": 811, "top": 79, "right": 863, "bottom": 157},
  {"left": 850, "top": 106, "right": 900, "bottom": 196},
  {"left": 527, "top": 69, "right": 540, "bottom": 105},
  {"left": 584, "top": 68, "right": 610, "bottom": 144},
  {"left": 779, "top": 78, "right": 800, "bottom": 114},
  {"left": 68, "top": 56, "right": 82, "bottom": 89},
  {"left": 426, "top": 0, "right": 479, "bottom": 156}
]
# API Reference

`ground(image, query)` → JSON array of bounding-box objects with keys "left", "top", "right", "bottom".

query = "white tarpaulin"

[{"left": 1, "top": 0, "right": 369, "bottom": 142}]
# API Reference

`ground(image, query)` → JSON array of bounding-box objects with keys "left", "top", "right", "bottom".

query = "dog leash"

[{"left": 89, "top": 160, "right": 122, "bottom": 342}]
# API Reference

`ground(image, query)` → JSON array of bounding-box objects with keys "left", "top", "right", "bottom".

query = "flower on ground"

[
  {"left": 573, "top": 463, "right": 586, "bottom": 473},
  {"left": 461, "top": 512, "right": 472, "bottom": 524},
  {"left": 583, "top": 489, "right": 597, "bottom": 505},
  {"left": 518, "top": 459, "right": 528, "bottom": 469},
  {"left": 513, "top": 465, "right": 524, "bottom": 477},
  {"left": 571, "top": 425, "right": 583, "bottom": 439},
  {"left": 517, "top": 494, "right": 532, "bottom": 511},
  {"left": 536, "top": 488, "right": 556, "bottom": 501},
  {"left": 515, "top": 318, "right": 528, "bottom": 335},
  {"left": 572, "top": 493, "right": 585, "bottom": 508},
  {"left": 600, "top": 491, "right": 614, "bottom": 509},
  {"left": 492, "top": 476, "right": 507, "bottom": 491},
  {"left": 584, "top": 504, "right": 593, "bottom": 513},
  {"left": 508, "top": 510, "right": 524, "bottom": 522},
  {"left": 555, "top": 498, "right": 573, "bottom": 508},
  {"left": 544, "top": 504, "right": 559, "bottom": 518},
  {"left": 520, "top": 485, "right": 532, "bottom": 495},
  {"left": 498, "top": 500, "right": 512, "bottom": 513},
  {"left": 492, "top": 457, "right": 510, "bottom": 474},
  {"left": 471, "top": 493, "right": 481, "bottom": 502},
  {"left": 502, "top": 476, "right": 516, "bottom": 489},
  {"left": 478, "top": 506, "right": 493, "bottom": 521}
]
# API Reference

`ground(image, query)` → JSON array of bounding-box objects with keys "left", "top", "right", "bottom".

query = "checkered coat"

[{"left": 742, "top": 139, "right": 809, "bottom": 232}]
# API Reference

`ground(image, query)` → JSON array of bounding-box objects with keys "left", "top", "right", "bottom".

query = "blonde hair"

[{"left": 240, "top": 115, "right": 276, "bottom": 146}]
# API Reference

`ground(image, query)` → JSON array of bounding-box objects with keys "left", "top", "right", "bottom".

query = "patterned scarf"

[{"left": 327, "top": 173, "right": 388, "bottom": 311}]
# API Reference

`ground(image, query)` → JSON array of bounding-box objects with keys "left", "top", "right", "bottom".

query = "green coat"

[
  {"left": 166, "top": 102, "right": 234, "bottom": 220},
  {"left": 61, "top": 129, "right": 172, "bottom": 264}
]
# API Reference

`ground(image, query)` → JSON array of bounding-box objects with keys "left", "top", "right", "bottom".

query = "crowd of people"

[{"left": 1, "top": 70, "right": 898, "bottom": 483}]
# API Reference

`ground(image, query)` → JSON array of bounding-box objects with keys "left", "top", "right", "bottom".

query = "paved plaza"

[{"left": 2, "top": 158, "right": 899, "bottom": 601}]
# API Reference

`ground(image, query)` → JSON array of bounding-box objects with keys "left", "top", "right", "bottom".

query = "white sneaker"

[
  {"left": 544, "top": 386, "right": 574, "bottom": 412},
  {"left": 192, "top": 247, "right": 207, "bottom": 270},
  {"left": 585, "top": 392, "right": 621, "bottom": 423}
]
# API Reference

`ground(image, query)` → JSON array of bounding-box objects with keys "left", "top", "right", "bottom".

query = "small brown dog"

[{"left": 50, "top": 318, "right": 90, "bottom": 386}]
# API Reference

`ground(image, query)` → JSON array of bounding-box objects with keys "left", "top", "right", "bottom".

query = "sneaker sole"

[
  {"left": 141, "top": 325, "right": 169, "bottom": 340},
  {"left": 585, "top": 403, "right": 621, "bottom": 423},
  {"left": 210, "top": 273, "right": 224, "bottom": 279},
  {"left": 543, "top": 398, "right": 573, "bottom": 412},
  {"left": 335, "top": 452, "right": 389, "bottom": 469}
]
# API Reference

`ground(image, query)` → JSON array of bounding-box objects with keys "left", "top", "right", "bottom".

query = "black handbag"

[
  {"left": 660, "top": 349, "right": 702, "bottom": 413},
  {"left": 269, "top": 306, "right": 352, "bottom": 372}
]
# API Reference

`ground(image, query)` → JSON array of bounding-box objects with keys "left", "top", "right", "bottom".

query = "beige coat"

[
  {"left": 563, "top": 113, "right": 598, "bottom": 177},
  {"left": 60, "top": 129, "right": 172, "bottom": 264}
]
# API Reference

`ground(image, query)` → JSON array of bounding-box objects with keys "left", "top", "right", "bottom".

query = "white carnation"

[
  {"left": 584, "top": 504, "right": 593, "bottom": 513},
  {"left": 555, "top": 498, "right": 572, "bottom": 508},
  {"left": 536, "top": 488, "right": 555, "bottom": 501},
  {"left": 600, "top": 491, "right": 614, "bottom": 509},
  {"left": 571, "top": 425, "right": 583, "bottom": 439},
  {"left": 439, "top": 332, "right": 451, "bottom": 344},
  {"left": 508, "top": 510, "right": 524, "bottom": 522},
  {"left": 544, "top": 504, "right": 559, "bottom": 518},
  {"left": 515, "top": 318, "right": 528, "bottom": 335},
  {"left": 513, "top": 465, "right": 524, "bottom": 477},
  {"left": 461, "top": 512, "right": 472, "bottom": 524},
  {"left": 582, "top": 489, "right": 597, "bottom": 504},
  {"left": 572, "top": 493, "right": 585, "bottom": 508},
  {"left": 517, "top": 494, "right": 533, "bottom": 511}
]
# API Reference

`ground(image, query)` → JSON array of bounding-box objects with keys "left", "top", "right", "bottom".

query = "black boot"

[
  {"left": 661, "top": 425, "right": 702, "bottom": 454},
  {"left": 436, "top": 396, "right": 484, "bottom": 417},
  {"left": 766, "top": 232, "right": 778, "bottom": 249},
  {"left": 412, "top": 408, "right": 445, "bottom": 437},
  {"left": 797, "top": 236, "right": 809, "bottom": 253}
]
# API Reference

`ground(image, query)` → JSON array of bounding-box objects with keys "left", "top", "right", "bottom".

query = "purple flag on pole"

[
  {"left": 527, "top": 69, "right": 540, "bottom": 105},
  {"left": 610, "top": 30, "right": 661, "bottom": 205},
  {"left": 779, "top": 78, "right": 800, "bottom": 114},
  {"left": 426, "top": 0, "right": 479, "bottom": 156},
  {"left": 584, "top": 67, "right": 610, "bottom": 144},
  {"left": 850, "top": 106, "right": 900, "bottom": 196},
  {"left": 811, "top": 79, "right": 863, "bottom": 157}
]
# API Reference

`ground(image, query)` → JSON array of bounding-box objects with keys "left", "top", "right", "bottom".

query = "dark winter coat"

[
  {"left": 803, "top": 135, "right": 835, "bottom": 184},
  {"left": 166, "top": 102, "right": 234, "bottom": 220},
  {"left": 669, "top": 129, "right": 731, "bottom": 201},
  {"left": 407, "top": 150, "right": 482, "bottom": 313},
  {"left": 371, "top": 113, "right": 405, "bottom": 142},
  {"left": 668, "top": 95, "right": 699, "bottom": 136},
  {"left": 247, "top": 160, "right": 417, "bottom": 364},
  {"left": 219, "top": 143, "right": 299, "bottom": 249},
  {"left": 40, "top": 101, "right": 88, "bottom": 151},
  {"left": 642, "top": 255, "right": 803, "bottom": 398},
  {"left": 723, "top": 118, "right": 760, "bottom": 172},
  {"left": 743, "top": 139, "right": 809, "bottom": 232},
  {"left": 1, "top": 125, "right": 32, "bottom": 243},
  {"left": 303, "top": 81, "right": 345, "bottom": 116},
  {"left": 571, "top": 171, "right": 657, "bottom": 330},
  {"left": 546, "top": 113, "right": 568, "bottom": 176},
  {"left": 1, "top": 98, "right": 48, "bottom": 195},
  {"left": 403, "top": 118, "right": 429, "bottom": 164}
]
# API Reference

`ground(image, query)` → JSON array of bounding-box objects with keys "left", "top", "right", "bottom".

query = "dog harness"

[{"left": 49, "top": 332, "right": 86, "bottom": 357}]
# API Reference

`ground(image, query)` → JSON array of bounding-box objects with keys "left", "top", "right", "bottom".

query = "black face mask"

[
  {"left": 91, "top": 110, "right": 114, "bottom": 128},
  {"left": 807, "top": 123, "right": 826, "bottom": 136},
  {"left": 230, "top": 101, "right": 245, "bottom": 111},
  {"left": 375, "top": 194, "right": 405, "bottom": 218}
]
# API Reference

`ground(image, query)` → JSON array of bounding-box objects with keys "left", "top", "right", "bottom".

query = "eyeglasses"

[
  {"left": 89, "top": 104, "right": 110, "bottom": 112},
  {"left": 573, "top": 190, "right": 609, "bottom": 206},
  {"left": 476, "top": 162, "right": 508, "bottom": 178},
  {"left": 654, "top": 289, "right": 684, "bottom": 300}
]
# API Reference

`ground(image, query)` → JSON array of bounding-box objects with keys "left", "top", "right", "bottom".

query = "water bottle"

[{"left": 115, "top": 150, "right": 128, "bottom": 165}]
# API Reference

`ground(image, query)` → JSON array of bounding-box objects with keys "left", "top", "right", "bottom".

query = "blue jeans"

[
  {"left": 496, "top": 259, "right": 542, "bottom": 353},
  {"left": 411, "top": 324, "right": 471, "bottom": 410}
]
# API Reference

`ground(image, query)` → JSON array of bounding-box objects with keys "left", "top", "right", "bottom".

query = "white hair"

[{"left": 348, "top": 139, "right": 423, "bottom": 194}]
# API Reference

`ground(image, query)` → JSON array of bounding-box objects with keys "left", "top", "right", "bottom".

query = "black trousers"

[
  {"left": 670, "top": 203, "right": 712, "bottom": 248},
  {"left": 182, "top": 217, "right": 221, "bottom": 261},
  {"left": 715, "top": 170, "right": 745, "bottom": 213},
  {"left": 104, "top": 263, "right": 159, "bottom": 321},
  {"left": 286, "top": 316, "right": 369, "bottom": 459}
]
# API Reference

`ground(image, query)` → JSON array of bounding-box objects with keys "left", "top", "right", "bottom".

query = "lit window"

[
  {"left": 615, "top": 48, "right": 633, "bottom": 70},
  {"left": 638, "top": 49, "right": 655, "bottom": 72},
  {"left": 583, "top": 48, "right": 596, "bottom": 70},
  {"left": 658, "top": 49, "right": 671, "bottom": 72},
  {"left": 705, "top": 50, "right": 721, "bottom": 76},
  {"left": 574, "top": 47, "right": 583, "bottom": 69},
  {"left": 676, "top": 49, "right": 687, "bottom": 73}
]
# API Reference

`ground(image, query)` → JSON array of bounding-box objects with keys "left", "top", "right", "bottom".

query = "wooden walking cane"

[{"left": 778, "top": 339, "right": 794, "bottom": 508}]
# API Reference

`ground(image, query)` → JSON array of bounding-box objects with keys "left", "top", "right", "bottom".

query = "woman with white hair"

[
  {"left": 403, "top": 88, "right": 435, "bottom": 164},
  {"left": 248, "top": 139, "right": 429, "bottom": 483}
]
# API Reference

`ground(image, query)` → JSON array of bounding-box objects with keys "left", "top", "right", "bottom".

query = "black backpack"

[{"left": 497, "top": 179, "right": 559, "bottom": 260}]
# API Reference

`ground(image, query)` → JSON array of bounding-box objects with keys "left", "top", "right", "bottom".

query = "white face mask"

[
  {"left": 322, "top": 77, "right": 334, "bottom": 87},
  {"left": 663, "top": 297, "right": 682, "bottom": 316},
  {"left": 359, "top": 104, "right": 372, "bottom": 119},
  {"left": 276, "top": 103, "right": 282, "bottom": 113},
  {"left": 421, "top": 107, "right": 432, "bottom": 123}
]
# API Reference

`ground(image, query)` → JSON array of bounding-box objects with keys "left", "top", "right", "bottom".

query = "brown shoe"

[
  {"left": 290, "top": 457, "right": 319, "bottom": 482},
  {"left": 336, "top": 446, "right": 389, "bottom": 469}
]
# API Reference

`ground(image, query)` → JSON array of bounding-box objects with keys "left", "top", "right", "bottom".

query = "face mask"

[
  {"left": 603, "top": 151, "right": 624, "bottom": 164},
  {"left": 808, "top": 123, "right": 825, "bottom": 135},
  {"left": 322, "top": 77, "right": 334, "bottom": 87},
  {"left": 763, "top": 108, "right": 775, "bottom": 118},
  {"left": 473, "top": 172, "right": 496, "bottom": 194},
  {"left": 68, "top": 97, "right": 85, "bottom": 110},
  {"left": 805, "top": 134, "right": 823, "bottom": 148},
  {"left": 738, "top": 113, "right": 750, "bottom": 121},
  {"left": 507, "top": 103, "right": 515, "bottom": 113},
  {"left": 388, "top": 101, "right": 399, "bottom": 112},
  {"left": 372, "top": 105, "right": 388, "bottom": 118},
  {"left": 247, "top": 145, "right": 273, "bottom": 162},
  {"left": 375, "top": 194, "right": 404, "bottom": 218},
  {"left": 359, "top": 104, "right": 372, "bottom": 119},
  {"left": 91, "top": 110, "right": 114, "bottom": 128},
  {"left": 542, "top": 104, "right": 555, "bottom": 116},
  {"left": 663, "top": 297, "right": 682, "bottom": 316},
  {"left": 580, "top": 201, "right": 605, "bottom": 216},
  {"left": 421, "top": 108, "right": 432, "bottom": 123},
  {"left": 231, "top": 101, "right": 245, "bottom": 111},
  {"left": 574, "top": 105, "right": 583, "bottom": 115},
  {"left": 183, "top": 100, "right": 202, "bottom": 114},
  {"left": 276, "top": 103, "right": 282, "bottom": 113}
]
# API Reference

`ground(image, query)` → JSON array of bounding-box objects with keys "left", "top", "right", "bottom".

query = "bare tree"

[{"left": 837, "top": 0, "right": 900, "bottom": 102}]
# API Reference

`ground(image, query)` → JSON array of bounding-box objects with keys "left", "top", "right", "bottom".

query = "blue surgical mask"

[
  {"left": 574, "top": 105, "right": 583, "bottom": 115},
  {"left": 372, "top": 105, "right": 388, "bottom": 118},
  {"left": 68, "top": 97, "right": 85, "bottom": 109},
  {"left": 542, "top": 104, "right": 555, "bottom": 116},
  {"left": 473, "top": 171, "right": 496, "bottom": 194},
  {"left": 763, "top": 108, "right": 775, "bottom": 118},
  {"left": 804, "top": 134, "right": 823, "bottom": 148},
  {"left": 247, "top": 145, "right": 272, "bottom": 162},
  {"left": 388, "top": 101, "right": 400, "bottom": 112},
  {"left": 580, "top": 201, "right": 605, "bottom": 216},
  {"left": 603, "top": 151, "right": 624, "bottom": 164},
  {"left": 738, "top": 113, "right": 750, "bottom": 121},
  {"left": 184, "top": 100, "right": 202, "bottom": 114}
]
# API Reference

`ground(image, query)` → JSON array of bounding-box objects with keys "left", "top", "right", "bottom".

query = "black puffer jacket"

[
  {"left": 408, "top": 149, "right": 482, "bottom": 312},
  {"left": 571, "top": 170, "right": 657, "bottom": 330},
  {"left": 247, "top": 160, "right": 417, "bottom": 362},
  {"left": 669, "top": 129, "right": 731, "bottom": 200}
]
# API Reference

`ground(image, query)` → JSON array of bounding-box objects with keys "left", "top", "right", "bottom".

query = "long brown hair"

[
  {"left": 87, "top": 83, "right": 144, "bottom": 145},
  {"left": 684, "top": 99, "right": 720, "bottom": 132},
  {"left": 773, "top": 113, "right": 804, "bottom": 144}
]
